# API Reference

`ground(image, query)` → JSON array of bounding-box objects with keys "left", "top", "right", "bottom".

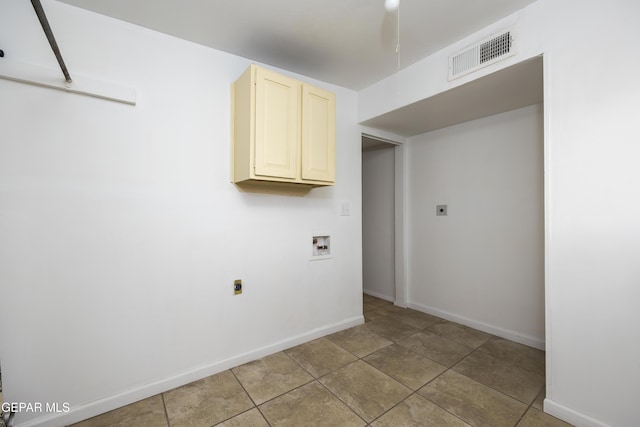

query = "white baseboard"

[
  {"left": 15, "top": 316, "right": 364, "bottom": 427},
  {"left": 544, "top": 398, "right": 611, "bottom": 427},
  {"left": 363, "top": 289, "right": 395, "bottom": 302},
  {"left": 407, "top": 301, "right": 545, "bottom": 350}
]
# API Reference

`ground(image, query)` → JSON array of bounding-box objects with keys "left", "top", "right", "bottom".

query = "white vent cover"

[{"left": 448, "top": 28, "right": 517, "bottom": 80}]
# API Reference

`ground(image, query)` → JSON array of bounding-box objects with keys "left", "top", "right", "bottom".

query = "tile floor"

[{"left": 70, "top": 295, "right": 573, "bottom": 427}]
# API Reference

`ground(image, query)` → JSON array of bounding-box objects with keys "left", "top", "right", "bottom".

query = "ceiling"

[
  {"left": 362, "top": 55, "right": 543, "bottom": 138},
  {"left": 58, "top": 0, "right": 538, "bottom": 91}
]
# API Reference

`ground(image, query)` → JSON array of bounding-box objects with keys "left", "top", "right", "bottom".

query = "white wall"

[
  {"left": 406, "top": 105, "right": 544, "bottom": 348},
  {"left": 362, "top": 146, "right": 395, "bottom": 301},
  {"left": 542, "top": 1, "right": 640, "bottom": 425},
  {"left": 359, "top": 0, "right": 640, "bottom": 425},
  {"left": 0, "top": 2, "right": 362, "bottom": 426}
]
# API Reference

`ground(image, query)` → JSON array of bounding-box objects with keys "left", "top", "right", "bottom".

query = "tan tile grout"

[
  {"left": 227, "top": 368, "right": 273, "bottom": 426},
  {"left": 160, "top": 393, "right": 170, "bottom": 427},
  {"left": 313, "top": 375, "right": 370, "bottom": 425}
]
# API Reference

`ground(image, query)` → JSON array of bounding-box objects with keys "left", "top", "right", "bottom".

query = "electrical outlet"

[{"left": 233, "top": 279, "right": 242, "bottom": 295}]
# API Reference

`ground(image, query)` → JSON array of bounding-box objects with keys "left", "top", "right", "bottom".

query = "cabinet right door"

[{"left": 301, "top": 84, "right": 336, "bottom": 183}]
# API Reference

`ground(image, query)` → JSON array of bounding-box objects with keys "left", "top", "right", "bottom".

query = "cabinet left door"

[{"left": 254, "top": 67, "right": 300, "bottom": 180}]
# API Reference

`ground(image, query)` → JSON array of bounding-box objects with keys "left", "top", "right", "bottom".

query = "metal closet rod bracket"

[{"left": 31, "top": 0, "right": 72, "bottom": 83}]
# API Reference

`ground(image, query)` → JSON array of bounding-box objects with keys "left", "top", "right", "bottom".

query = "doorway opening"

[{"left": 362, "top": 134, "right": 401, "bottom": 304}]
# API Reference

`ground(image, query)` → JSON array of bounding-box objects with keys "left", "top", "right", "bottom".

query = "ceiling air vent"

[{"left": 448, "top": 28, "right": 517, "bottom": 80}]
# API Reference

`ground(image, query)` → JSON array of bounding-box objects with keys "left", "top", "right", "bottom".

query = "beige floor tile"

[
  {"left": 363, "top": 294, "right": 377, "bottom": 303},
  {"left": 70, "top": 395, "right": 167, "bottom": 427},
  {"left": 516, "top": 407, "right": 574, "bottom": 427},
  {"left": 285, "top": 338, "right": 357, "bottom": 377},
  {"left": 363, "top": 316, "right": 422, "bottom": 342},
  {"left": 452, "top": 351, "right": 545, "bottom": 403},
  {"left": 364, "top": 343, "right": 447, "bottom": 390},
  {"left": 371, "top": 394, "right": 471, "bottom": 427},
  {"left": 368, "top": 297, "right": 393, "bottom": 307},
  {"left": 163, "top": 370, "right": 253, "bottom": 427},
  {"left": 327, "top": 325, "right": 392, "bottom": 358},
  {"left": 215, "top": 408, "right": 269, "bottom": 427},
  {"left": 532, "top": 386, "right": 545, "bottom": 410},
  {"left": 397, "top": 331, "right": 473, "bottom": 367},
  {"left": 418, "top": 370, "right": 527, "bottom": 427},
  {"left": 388, "top": 309, "right": 442, "bottom": 329},
  {"left": 319, "top": 361, "right": 411, "bottom": 422},
  {"left": 428, "top": 321, "right": 493, "bottom": 348},
  {"left": 479, "top": 337, "right": 545, "bottom": 375},
  {"left": 232, "top": 352, "right": 313, "bottom": 405},
  {"left": 260, "top": 381, "right": 365, "bottom": 427},
  {"left": 364, "top": 310, "right": 388, "bottom": 322},
  {"left": 363, "top": 302, "right": 379, "bottom": 312},
  {"left": 374, "top": 305, "right": 404, "bottom": 317}
]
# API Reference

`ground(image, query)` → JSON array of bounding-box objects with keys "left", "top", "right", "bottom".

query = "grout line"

[
  {"left": 255, "top": 407, "right": 273, "bottom": 427},
  {"left": 511, "top": 384, "right": 548, "bottom": 427},
  {"left": 228, "top": 369, "right": 274, "bottom": 427},
  {"left": 358, "top": 304, "right": 470, "bottom": 425},
  {"left": 475, "top": 345, "right": 546, "bottom": 377},
  {"left": 229, "top": 368, "right": 259, "bottom": 408},
  {"left": 367, "top": 390, "right": 419, "bottom": 425},
  {"left": 405, "top": 389, "right": 472, "bottom": 427},
  {"left": 217, "top": 407, "right": 271, "bottom": 427},
  {"left": 160, "top": 392, "right": 171, "bottom": 427},
  {"left": 233, "top": 352, "right": 316, "bottom": 409},
  {"left": 315, "top": 377, "right": 369, "bottom": 425},
  {"left": 449, "top": 346, "right": 546, "bottom": 406}
]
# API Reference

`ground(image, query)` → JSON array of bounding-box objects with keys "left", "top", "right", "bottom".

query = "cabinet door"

[
  {"left": 301, "top": 84, "right": 336, "bottom": 183},
  {"left": 254, "top": 67, "right": 300, "bottom": 179}
]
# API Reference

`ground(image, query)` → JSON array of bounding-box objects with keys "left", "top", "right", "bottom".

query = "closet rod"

[{"left": 31, "top": 0, "right": 72, "bottom": 83}]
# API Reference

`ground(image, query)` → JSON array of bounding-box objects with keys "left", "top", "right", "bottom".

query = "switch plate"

[
  {"left": 436, "top": 205, "right": 448, "bottom": 216},
  {"left": 340, "top": 202, "right": 351, "bottom": 216},
  {"left": 233, "top": 279, "right": 242, "bottom": 295}
]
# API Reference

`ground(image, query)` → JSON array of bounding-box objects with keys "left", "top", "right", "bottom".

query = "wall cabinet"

[{"left": 232, "top": 64, "right": 336, "bottom": 193}]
